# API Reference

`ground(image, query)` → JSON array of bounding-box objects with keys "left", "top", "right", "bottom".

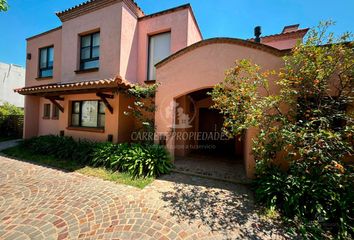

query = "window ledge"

[
  {"left": 36, "top": 76, "right": 53, "bottom": 80},
  {"left": 144, "top": 80, "right": 156, "bottom": 84},
  {"left": 42, "top": 117, "right": 50, "bottom": 120},
  {"left": 75, "top": 68, "right": 99, "bottom": 74},
  {"left": 67, "top": 126, "right": 104, "bottom": 133},
  {"left": 52, "top": 117, "right": 59, "bottom": 120}
]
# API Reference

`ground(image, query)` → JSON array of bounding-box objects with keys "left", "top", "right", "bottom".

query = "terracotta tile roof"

[
  {"left": 156, "top": 38, "right": 290, "bottom": 69},
  {"left": 56, "top": 0, "right": 144, "bottom": 22},
  {"left": 15, "top": 76, "right": 133, "bottom": 95},
  {"left": 250, "top": 28, "right": 309, "bottom": 43}
]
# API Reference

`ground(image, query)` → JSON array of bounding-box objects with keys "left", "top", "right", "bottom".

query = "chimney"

[
  {"left": 254, "top": 26, "right": 261, "bottom": 43},
  {"left": 282, "top": 24, "right": 300, "bottom": 33}
]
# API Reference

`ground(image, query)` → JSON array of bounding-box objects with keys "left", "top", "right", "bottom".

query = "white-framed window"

[
  {"left": 147, "top": 32, "right": 171, "bottom": 80},
  {"left": 71, "top": 100, "right": 105, "bottom": 128}
]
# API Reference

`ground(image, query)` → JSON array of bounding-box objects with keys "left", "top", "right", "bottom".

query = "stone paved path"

[
  {"left": 0, "top": 139, "right": 20, "bottom": 151},
  {"left": 174, "top": 155, "right": 248, "bottom": 183},
  {"left": 0, "top": 155, "right": 290, "bottom": 239}
]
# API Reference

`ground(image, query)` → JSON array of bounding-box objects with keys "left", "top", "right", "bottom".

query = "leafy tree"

[
  {"left": 0, "top": 101, "right": 23, "bottom": 116},
  {"left": 0, "top": 102, "right": 23, "bottom": 138},
  {"left": 210, "top": 22, "right": 353, "bottom": 238},
  {"left": 211, "top": 21, "right": 353, "bottom": 170},
  {"left": 0, "top": 0, "right": 8, "bottom": 12},
  {"left": 125, "top": 83, "right": 158, "bottom": 143}
]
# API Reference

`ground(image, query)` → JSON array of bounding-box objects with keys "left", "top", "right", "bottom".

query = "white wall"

[{"left": 0, "top": 62, "right": 25, "bottom": 108}]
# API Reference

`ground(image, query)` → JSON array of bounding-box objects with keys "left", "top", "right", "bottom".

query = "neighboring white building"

[{"left": 0, "top": 62, "right": 25, "bottom": 108}]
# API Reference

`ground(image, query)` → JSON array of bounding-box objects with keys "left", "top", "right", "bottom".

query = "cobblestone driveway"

[{"left": 0, "top": 155, "right": 289, "bottom": 239}]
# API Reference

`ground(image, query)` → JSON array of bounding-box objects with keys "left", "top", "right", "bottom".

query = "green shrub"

[
  {"left": 72, "top": 140, "right": 96, "bottom": 164},
  {"left": 91, "top": 142, "right": 130, "bottom": 170},
  {"left": 254, "top": 163, "right": 354, "bottom": 239},
  {"left": 22, "top": 135, "right": 94, "bottom": 164},
  {"left": 122, "top": 144, "right": 172, "bottom": 178},
  {"left": 21, "top": 135, "right": 172, "bottom": 179},
  {"left": 210, "top": 22, "right": 353, "bottom": 239},
  {"left": 0, "top": 101, "right": 23, "bottom": 116},
  {"left": 91, "top": 142, "right": 172, "bottom": 178},
  {"left": 0, "top": 102, "right": 24, "bottom": 138}
]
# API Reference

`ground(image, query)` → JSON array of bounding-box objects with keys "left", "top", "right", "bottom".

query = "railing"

[{"left": 0, "top": 115, "right": 24, "bottom": 138}]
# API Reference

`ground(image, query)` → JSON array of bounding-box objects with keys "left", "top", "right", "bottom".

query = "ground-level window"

[
  {"left": 43, "top": 104, "right": 51, "bottom": 119},
  {"left": 147, "top": 32, "right": 171, "bottom": 81},
  {"left": 39, "top": 46, "right": 54, "bottom": 78},
  {"left": 71, "top": 100, "right": 105, "bottom": 128},
  {"left": 52, "top": 105, "right": 60, "bottom": 120}
]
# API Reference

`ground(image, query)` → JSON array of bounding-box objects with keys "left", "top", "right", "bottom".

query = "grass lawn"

[{"left": 1, "top": 146, "right": 153, "bottom": 189}]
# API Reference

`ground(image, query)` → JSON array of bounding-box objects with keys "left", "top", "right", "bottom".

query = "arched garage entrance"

[{"left": 154, "top": 38, "right": 285, "bottom": 179}]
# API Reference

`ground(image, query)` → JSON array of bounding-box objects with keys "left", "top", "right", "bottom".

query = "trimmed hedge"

[{"left": 22, "top": 135, "right": 172, "bottom": 178}]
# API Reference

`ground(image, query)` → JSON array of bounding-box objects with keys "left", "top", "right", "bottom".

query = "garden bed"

[
  {"left": 1, "top": 135, "right": 173, "bottom": 189},
  {"left": 2, "top": 146, "right": 153, "bottom": 189}
]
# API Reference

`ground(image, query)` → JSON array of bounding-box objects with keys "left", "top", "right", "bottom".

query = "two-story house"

[
  {"left": 16, "top": 1, "right": 202, "bottom": 142},
  {"left": 15, "top": 0, "right": 309, "bottom": 178}
]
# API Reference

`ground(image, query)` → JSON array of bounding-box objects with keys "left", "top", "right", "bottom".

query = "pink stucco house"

[{"left": 15, "top": 0, "right": 308, "bottom": 178}]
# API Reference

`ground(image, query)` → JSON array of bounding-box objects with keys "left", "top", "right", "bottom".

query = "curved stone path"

[{"left": 0, "top": 155, "right": 290, "bottom": 239}]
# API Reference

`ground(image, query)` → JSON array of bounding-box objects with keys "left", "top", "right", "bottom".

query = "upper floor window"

[
  {"left": 80, "top": 32, "right": 100, "bottom": 70},
  {"left": 148, "top": 32, "right": 171, "bottom": 81},
  {"left": 39, "top": 46, "right": 54, "bottom": 78}
]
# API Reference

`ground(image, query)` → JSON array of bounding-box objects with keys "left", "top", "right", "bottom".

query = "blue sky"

[{"left": 0, "top": 0, "right": 353, "bottom": 67}]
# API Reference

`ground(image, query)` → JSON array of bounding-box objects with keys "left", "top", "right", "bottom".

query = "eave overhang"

[{"left": 14, "top": 76, "right": 133, "bottom": 96}]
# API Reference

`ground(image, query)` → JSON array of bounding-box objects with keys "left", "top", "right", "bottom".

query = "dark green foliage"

[
  {"left": 22, "top": 135, "right": 172, "bottom": 178},
  {"left": 211, "top": 22, "right": 353, "bottom": 239},
  {"left": 0, "top": 102, "right": 24, "bottom": 138},
  {"left": 0, "top": 0, "right": 8, "bottom": 11},
  {"left": 22, "top": 135, "right": 94, "bottom": 164},
  {"left": 72, "top": 140, "right": 96, "bottom": 164},
  {"left": 125, "top": 84, "right": 158, "bottom": 142},
  {"left": 254, "top": 163, "right": 354, "bottom": 239},
  {"left": 0, "top": 102, "right": 23, "bottom": 116},
  {"left": 122, "top": 144, "right": 172, "bottom": 178},
  {"left": 91, "top": 142, "right": 130, "bottom": 170},
  {"left": 91, "top": 142, "right": 172, "bottom": 178}
]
